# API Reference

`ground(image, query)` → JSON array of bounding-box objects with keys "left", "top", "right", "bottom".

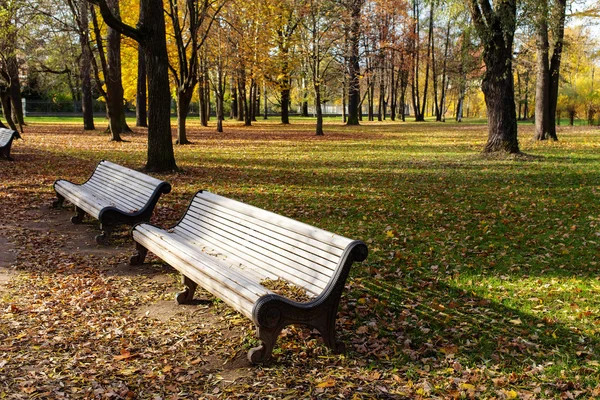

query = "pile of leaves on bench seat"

[{"left": 261, "top": 278, "right": 312, "bottom": 303}]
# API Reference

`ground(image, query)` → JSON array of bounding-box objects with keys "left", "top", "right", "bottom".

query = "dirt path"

[{"left": 1, "top": 205, "right": 254, "bottom": 384}]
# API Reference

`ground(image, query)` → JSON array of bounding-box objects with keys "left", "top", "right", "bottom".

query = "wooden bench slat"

[
  {"left": 100, "top": 160, "right": 166, "bottom": 188},
  {"left": 176, "top": 218, "right": 330, "bottom": 296},
  {"left": 193, "top": 196, "right": 346, "bottom": 258},
  {"left": 84, "top": 179, "right": 148, "bottom": 211},
  {"left": 190, "top": 200, "right": 343, "bottom": 265},
  {"left": 179, "top": 210, "right": 333, "bottom": 294},
  {"left": 184, "top": 205, "right": 339, "bottom": 283},
  {"left": 54, "top": 182, "right": 107, "bottom": 217},
  {"left": 198, "top": 191, "right": 354, "bottom": 250},
  {"left": 90, "top": 167, "right": 158, "bottom": 195}
]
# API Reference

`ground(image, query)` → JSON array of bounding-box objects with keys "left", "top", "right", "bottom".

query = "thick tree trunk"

[
  {"left": 6, "top": 55, "right": 23, "bottom": 129},
  {"left": 141, "top": 3, "right": 176, "bottom": 171},
  {"left": 481, "top": 53, "right": 519, "bottom": 153},
  {"left": 471, "top": 0, "right": 519, "bottom": 154},
  {"left": 0, "top": 86, "right": 16, "bottom": 131},
  {"left": 91, "top": 0, "right": 176, "bottom": 172}
]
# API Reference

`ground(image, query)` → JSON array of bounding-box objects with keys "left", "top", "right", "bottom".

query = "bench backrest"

[
  {"left": 83, "top": 160, "right": 168, "bottom": 213},
  {"left": 0, "top": 128, "right": 18, "bottom": 147},
  {"left": 174, "top": 191, "right": 362, "bottom": 297}
]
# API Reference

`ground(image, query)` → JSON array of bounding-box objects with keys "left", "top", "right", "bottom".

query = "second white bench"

[{"left": 53, "top": 160, "right": 172, "bottom": 244}]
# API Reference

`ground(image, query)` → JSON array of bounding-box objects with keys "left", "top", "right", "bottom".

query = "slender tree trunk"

[
  {"left": 342, "top": 77, "right": 347, "bottom": 123},
  {"left": 547, "top": 0, "right": 566, "bottom": 141},
  {"left": 230, "top": 78, "right": 237, "bottom": 119},
  {"left": 199, "top": 55, "right": 209, "bottom": 127},
  {"left": 105, "top": 0, "right": 128, "bottom": 140},
  {"left": 216, "top": 67, "right": 224, "bottom": 133},
  {"left": 176, "top": 87, "right": 194, "bottom": 144},
  {"left": 79, "top": 1, "right": 95, "bottom": 130},
  {"left": 534, "top": 3, "right": 551, "bottom": 141},
  {"left": 346, "top": 0, "right": 363, "bottom": 125},
  {"left": 418, "top": 3, "right": 434, "bottom": 121},
  {"left": 315, "top": 84, "right": 324, "bottom": 135},
  {"left": 281, "top": 85, "right": 290, "bottom": 124},
  {"left": 136, "top": 42, "right": 147, "bottom": 127},
  {"left": 437, "top": 19, "right": 450, "bottom": 122},
  {"left": 301, "top": 77, "right": 309, "bottom": 117}
]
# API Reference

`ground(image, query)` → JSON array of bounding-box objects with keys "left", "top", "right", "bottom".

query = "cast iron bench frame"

[
  {"left": 53, "top": 160, "right": 172, "bottom": 244},
  {"left": 129, "top": 190, "right": 368, "bottom": 363}
]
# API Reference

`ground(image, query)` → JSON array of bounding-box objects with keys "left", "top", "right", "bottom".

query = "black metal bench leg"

[
  {"left": 248, "top": 325, "right": 283, "bottom": 364},
  {"left": 71, "top": 207, "right": 85, "bottom": 224},
  {"left": 312, "top": 312, "right": 345, "bottom": 354},
  {"left": 52, "top": 193, "right": 65, "bottom": 208},
  {"left": 95, "top": 224, "right": 113, "bottom": 245},
  {"left": 130, "top": 242, "right": 149, "bottom": 265},
  {"left": 176, "top": 275, "right": 197, "bottom": 304}
]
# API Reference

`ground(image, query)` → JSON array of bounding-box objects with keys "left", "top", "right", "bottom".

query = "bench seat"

[
  {"left": 130, "top": 190, "right": 368, "bottom": 363},
  {"left": 0, "top": 128, "right": 21, "bottom": 161},
  {"left": 53, "top": 160, "right": 171, "bottom": 243}
]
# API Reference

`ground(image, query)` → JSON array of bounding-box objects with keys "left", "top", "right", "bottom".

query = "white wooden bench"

[
  {"left": 0, "top": 128, "right": 21, "bottom": 161},
  {"left": 53, "top": 160, "right": 172, "bottom": 244},
  {"left": 129, "top": 191, "right": 368, "bottom": 363}
]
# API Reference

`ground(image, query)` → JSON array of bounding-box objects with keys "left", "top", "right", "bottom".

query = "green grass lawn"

[{"left": 2, "top": 118, "right": 600, "bottom": 398}]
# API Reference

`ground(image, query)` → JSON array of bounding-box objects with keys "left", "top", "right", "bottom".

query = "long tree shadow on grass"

[{"left": 358, "top": 276, "right": 599, "bottom": 377}]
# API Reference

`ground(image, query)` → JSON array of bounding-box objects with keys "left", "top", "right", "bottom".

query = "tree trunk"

[
  {"left": 136, "top": 42, "right": 147, "bottom": 127},
  {"left": 315, "top": 84, "right": 324, "bottom": 136},
  {"left": 216, "top": 67, "right": 224, "bottom": 133},
  {"left": 301, "top": 77, "right": 309, "bottom": 117},
  {"left": 176, "top": 87, "right": 193, "bottom": 144},
  {"left": 140, "top": 3, "right": 176, "bottom": 171},
  {"left": 230, "top": 79, "right": 238, "bottom": 120},
  {"left": 199, "top": 56, "right": 209, "bottom": 127},
  {"left": 481, "top": 51, "right": 519, "bottom": 153},
  {"left": 79, "top": 1, "right": 95, "bottom": 130},
  {"left": 346, "top": 0, "right": 362, "bottom": 125},
  {"left": 547, "top": 0, "right": 566, "bottom": 141},
  {"left": 471, "top": 0, "right": 519, "bottom": 154},
  {"left": 91, "top": 0, "right": 176, "bottom": 172},
  {"left": 0, "top": 86, "right": 16, "bottom": 130},
  {"left": 281, "top": 86, "right": 290, "bottom": 124},
  {"left": 6, "top": 55, "right": 23, "bottom": 129},
  {"left": 534, "top": 2, "right": 551, "bottom": 141},
  {"left": 105, "top": 0, "right": 128, "bottom": 140}
]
